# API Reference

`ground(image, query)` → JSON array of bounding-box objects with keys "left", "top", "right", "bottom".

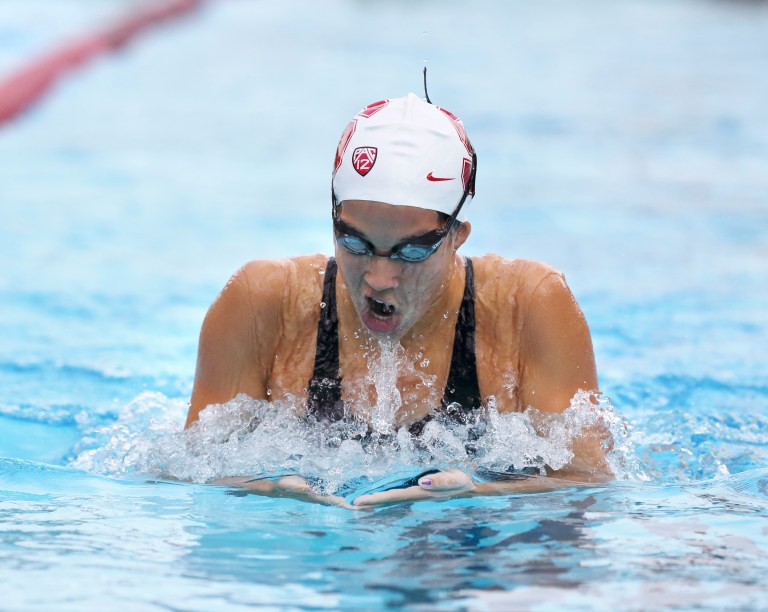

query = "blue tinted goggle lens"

[
  {"left": 331, "top": 151, "right": 476, "bottom": 263},
  {"left": 335, "top": 233, "right": 441, "bottom": 262}
]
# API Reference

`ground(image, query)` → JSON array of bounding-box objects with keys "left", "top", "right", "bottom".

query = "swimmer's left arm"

[
  {"left": 353, "top": 469, "right": 602, "bottom": 508},
  {"left": 520, "top": 272, "right": 612, "bottom": 479}
]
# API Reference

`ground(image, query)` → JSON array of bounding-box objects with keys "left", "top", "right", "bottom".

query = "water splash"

[
  {"left": 71, "top": 387, "right": 645, "bottom": 496},
  {"left": 70, "top": 338, "right": 643, "bottom": 492},
  {"left": 367, "top": 341, "right": 401, "bottom": 437}
]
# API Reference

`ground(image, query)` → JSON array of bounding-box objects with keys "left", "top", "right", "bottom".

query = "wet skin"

[
  {"left": 186, "top": 200, "right": 611, "bottom": 506},
  {"left": 333, "top": 200, "right": 470, "bottom": 339}
]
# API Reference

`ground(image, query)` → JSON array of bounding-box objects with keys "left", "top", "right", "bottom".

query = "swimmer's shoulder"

[
  {"left": 471, "top": 254, "right": 565, "bottom": 302},
  {"left": 238, "top": 254, "right": 328, "bottom": 295},
  {"left": 236, "top": 254, "right": 329, "bottom": 322},
  {"left": 202, "top": 255, "right": 329, "bottom": 361}
]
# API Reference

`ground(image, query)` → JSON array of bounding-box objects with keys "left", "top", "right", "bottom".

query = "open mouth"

[
  {"left": 367, "top": 297, "right": 396, "bottom": 318},
  {"left": 361, "top": 297, "right": 401, "bottom": 334}
]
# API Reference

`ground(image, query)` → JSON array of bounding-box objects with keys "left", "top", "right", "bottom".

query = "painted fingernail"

[{"left": 421, "top": 479, "right": 432, "bottom": 487}]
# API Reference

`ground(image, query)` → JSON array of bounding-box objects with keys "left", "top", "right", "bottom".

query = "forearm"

[{"left": 471, "top": 472, "right": 606, "bottom": 496}]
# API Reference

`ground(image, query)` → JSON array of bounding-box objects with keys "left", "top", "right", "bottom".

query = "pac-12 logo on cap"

[{"left": 352, "top": 147, "right": 377, "bottom": 176}]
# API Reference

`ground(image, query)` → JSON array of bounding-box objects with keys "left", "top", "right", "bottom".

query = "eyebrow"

[{"left": 334, "top": 218, "right": 442, "bottom": 244}]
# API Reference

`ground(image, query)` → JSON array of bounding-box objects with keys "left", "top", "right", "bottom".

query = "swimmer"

[{"left": 186, "top": 93, "right": 612, "bottom": 507}]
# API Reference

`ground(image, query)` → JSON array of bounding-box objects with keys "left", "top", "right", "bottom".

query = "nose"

[{"left": 364, "top": 256, "right": 401, "bottom": 292}]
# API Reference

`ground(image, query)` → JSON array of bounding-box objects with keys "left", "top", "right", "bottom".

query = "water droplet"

[
  {"left": 420, "top": 359, "right": 430, "bottom": 368},
  {"left": 266, "top": 388, "right": 272, "bottom": 396},
  {"left": 70, "top": 382, "right": 639, "bottom": 492},
  {"left": 443, "top": 311, "right": 449, "bottom": 318},
  {"left": 319, "top": 270, "right": 325, "bottom": 275},
  {"left": 320, "top": 301, "right": 327, "bottom": 309}
]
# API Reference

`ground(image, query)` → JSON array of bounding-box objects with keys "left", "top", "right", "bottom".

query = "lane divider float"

[{"left": 0, "top": 0, "right": 204, "bottom": 128}]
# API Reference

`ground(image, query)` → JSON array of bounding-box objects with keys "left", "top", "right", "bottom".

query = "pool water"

[{"left": 2, "top": 0, "right": 768, "bottom": 609}]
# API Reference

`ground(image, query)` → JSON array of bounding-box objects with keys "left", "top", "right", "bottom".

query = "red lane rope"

[{"left": 0, "top": 0, "right": 203, "bottom": 127}]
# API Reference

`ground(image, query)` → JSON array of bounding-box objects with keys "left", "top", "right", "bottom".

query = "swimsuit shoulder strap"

[
  {"left": 409, "top": 257, "right": 481, "bottom": 436},
  {"left": 441, "top": 256, "right": 482, "bottom": 412},
  {"left": 308, "top": 256, "right": 480, "bottom": 429},
  {"left": 306, "top": 257, "right": 344, "bottom": 420}
]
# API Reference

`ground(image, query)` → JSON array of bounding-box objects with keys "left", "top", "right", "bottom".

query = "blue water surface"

[{"left": 1, "top": 0, "right": 768, "bottom": 609}]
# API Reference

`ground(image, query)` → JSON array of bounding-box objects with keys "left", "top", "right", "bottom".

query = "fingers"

[
  {"left": 314, "top": 494, "right": 361, "bottom": 511},
  {"left": 275, "top": 475, "right": 312, "bottom": 494},
  {"left": 215, "top": 470, "right": 478, "bottom": 510},
  {"left": 221, "top": 475, "right": 360, "bottom": 510},
  {"left": 354, "top": 470, "right": 477, "bottom": 507},
  {"left": 273, "top": 476, "right": 359, "bottom": 509},
  {"left": 418, "top": 468, "right": 474, "bottom": 492},
  {"left": 277, "top": 479, "right": 359, "bottom": 510}
]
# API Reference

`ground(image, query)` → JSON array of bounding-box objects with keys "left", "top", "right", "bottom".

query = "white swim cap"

[{"left": 332, "top": 93, "right": 476, "bottom": 221}]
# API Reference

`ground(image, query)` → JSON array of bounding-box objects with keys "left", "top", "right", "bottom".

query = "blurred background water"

[{"left": 1, "top": 0, "right": 767, "bottom": 609}]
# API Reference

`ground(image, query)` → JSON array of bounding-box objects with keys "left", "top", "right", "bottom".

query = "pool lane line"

[{"left": 0, "top": 0, "right": 205, "bottom": 128}]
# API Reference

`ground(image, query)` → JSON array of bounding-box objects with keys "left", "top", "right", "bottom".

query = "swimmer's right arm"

[
  {"left": 213, "top": 476, "right": 358, "bottom": 510},
  {"left": 185, "top": 262, "right": 284, "bottom": 428}
]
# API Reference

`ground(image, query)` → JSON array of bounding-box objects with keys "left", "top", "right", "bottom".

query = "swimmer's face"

[{"left": 334, "top": 200, "right": 470, "bottom": 338}]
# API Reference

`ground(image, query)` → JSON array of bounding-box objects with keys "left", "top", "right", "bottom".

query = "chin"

[{"left": 360, "top": 310, "right": 403, "bottom": 337}]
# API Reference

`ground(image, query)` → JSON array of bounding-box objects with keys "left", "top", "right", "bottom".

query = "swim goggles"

[{"left": 332, "top": 152, "right": 476, "bottom": 263}]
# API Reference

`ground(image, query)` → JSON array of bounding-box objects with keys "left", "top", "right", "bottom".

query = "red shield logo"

[{"left": 352, "top": 147, "right": 377, "bottom": 176}]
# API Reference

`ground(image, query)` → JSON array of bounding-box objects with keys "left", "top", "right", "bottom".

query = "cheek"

[
  {"left": 335, "top": 247, "right": 366, "bottom": 288},
  {"left": 404, "top": 260, "right": 449, "bottom": 299}
]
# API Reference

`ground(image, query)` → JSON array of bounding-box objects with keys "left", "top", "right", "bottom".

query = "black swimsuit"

[{"left": 306, "top": 257, "right": 481, "bottom": 434}]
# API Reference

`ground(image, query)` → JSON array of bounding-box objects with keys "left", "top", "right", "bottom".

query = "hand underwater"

[
  {"left": 213, "top": 475, "right": 358, "bottom": 510},
  {"left": 352, "top": 469, "right": 604, "bottom": 508},
  {"left": 353, "top": 469, "right": 476, "bottom": 507},
  {"left": 217, "top": 469, "right": 607, "bottom": 510}
]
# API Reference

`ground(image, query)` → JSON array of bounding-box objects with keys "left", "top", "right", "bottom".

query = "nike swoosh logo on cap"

[{"left": 426, "top": 172, "right": 455, "bottom": 182}]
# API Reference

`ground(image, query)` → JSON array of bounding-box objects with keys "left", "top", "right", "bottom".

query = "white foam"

[
  {"left": 71, "top": 385, "right": 645, "bottom": 496},
  {"left": 71, "top": 335, "right": 645, "bottom": 492}
]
